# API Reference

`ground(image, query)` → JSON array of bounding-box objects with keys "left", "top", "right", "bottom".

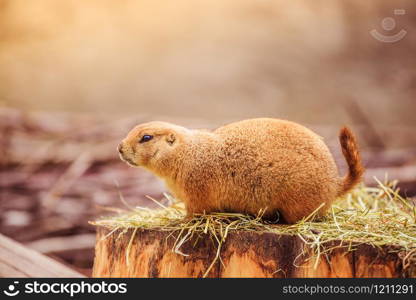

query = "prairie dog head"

[{"left": 118, "top": 121, "right": 188, "bottom": 173}]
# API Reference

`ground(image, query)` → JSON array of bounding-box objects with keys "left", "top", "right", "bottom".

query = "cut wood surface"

[
  {"left": 0, "top": 233, "right": 85, "bottom": 278},
  {"left": 93, "top": 227, "right": 414, "bottom": 278}
]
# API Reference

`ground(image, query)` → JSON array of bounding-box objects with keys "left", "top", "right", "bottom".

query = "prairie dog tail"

[{"left": 338, "top": 126, "right": 364, "bottom": 196}]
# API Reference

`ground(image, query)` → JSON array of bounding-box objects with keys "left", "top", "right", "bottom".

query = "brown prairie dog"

[{"left": 118, "top": 118, "right": 364, "bottom": 224}]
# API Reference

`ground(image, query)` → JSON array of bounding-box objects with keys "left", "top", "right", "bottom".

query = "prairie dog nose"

[{"left": 117, "top": 143, "right": 123, "bottom": 154}]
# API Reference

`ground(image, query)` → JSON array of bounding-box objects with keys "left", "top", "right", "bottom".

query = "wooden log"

[
  {"left": 25, "top": 234, "right": 96, "bottom": 254},
  {"left": 0, "top": 233, "right": 85, "bottom": 278},
  {"left": 93, "top": 227, "right": 414, "bottom": 278}
]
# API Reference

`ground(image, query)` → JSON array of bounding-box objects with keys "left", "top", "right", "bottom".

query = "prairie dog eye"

[{"left": 139, "top": 135, "right": 153, "bottom": 143}]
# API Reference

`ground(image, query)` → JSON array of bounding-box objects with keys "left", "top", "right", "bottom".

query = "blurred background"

[{"left": 1, "top": 0, "right": 415, "bottom": 275}]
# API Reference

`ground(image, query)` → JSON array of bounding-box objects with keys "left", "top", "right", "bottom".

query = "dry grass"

[{"left": 91, "top": 178, "right": 416, "bottom": 277}]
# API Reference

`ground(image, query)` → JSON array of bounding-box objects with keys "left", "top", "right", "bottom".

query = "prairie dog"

[{"left": 118, "top": 118, "right": 364, "bottom": 223}]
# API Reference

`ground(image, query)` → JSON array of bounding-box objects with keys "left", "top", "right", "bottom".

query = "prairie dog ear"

[{"left": 166, "top": 133, "right": 176, "bottom": 145}]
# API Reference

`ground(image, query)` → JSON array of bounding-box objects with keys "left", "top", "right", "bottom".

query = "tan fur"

[{"left": 118, "top": 118, "right": 364, "bottom": 224}]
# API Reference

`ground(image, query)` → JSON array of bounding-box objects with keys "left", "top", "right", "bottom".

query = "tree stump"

[{"left": 92, "top": 227, "right": 414, "bottom": 278}]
